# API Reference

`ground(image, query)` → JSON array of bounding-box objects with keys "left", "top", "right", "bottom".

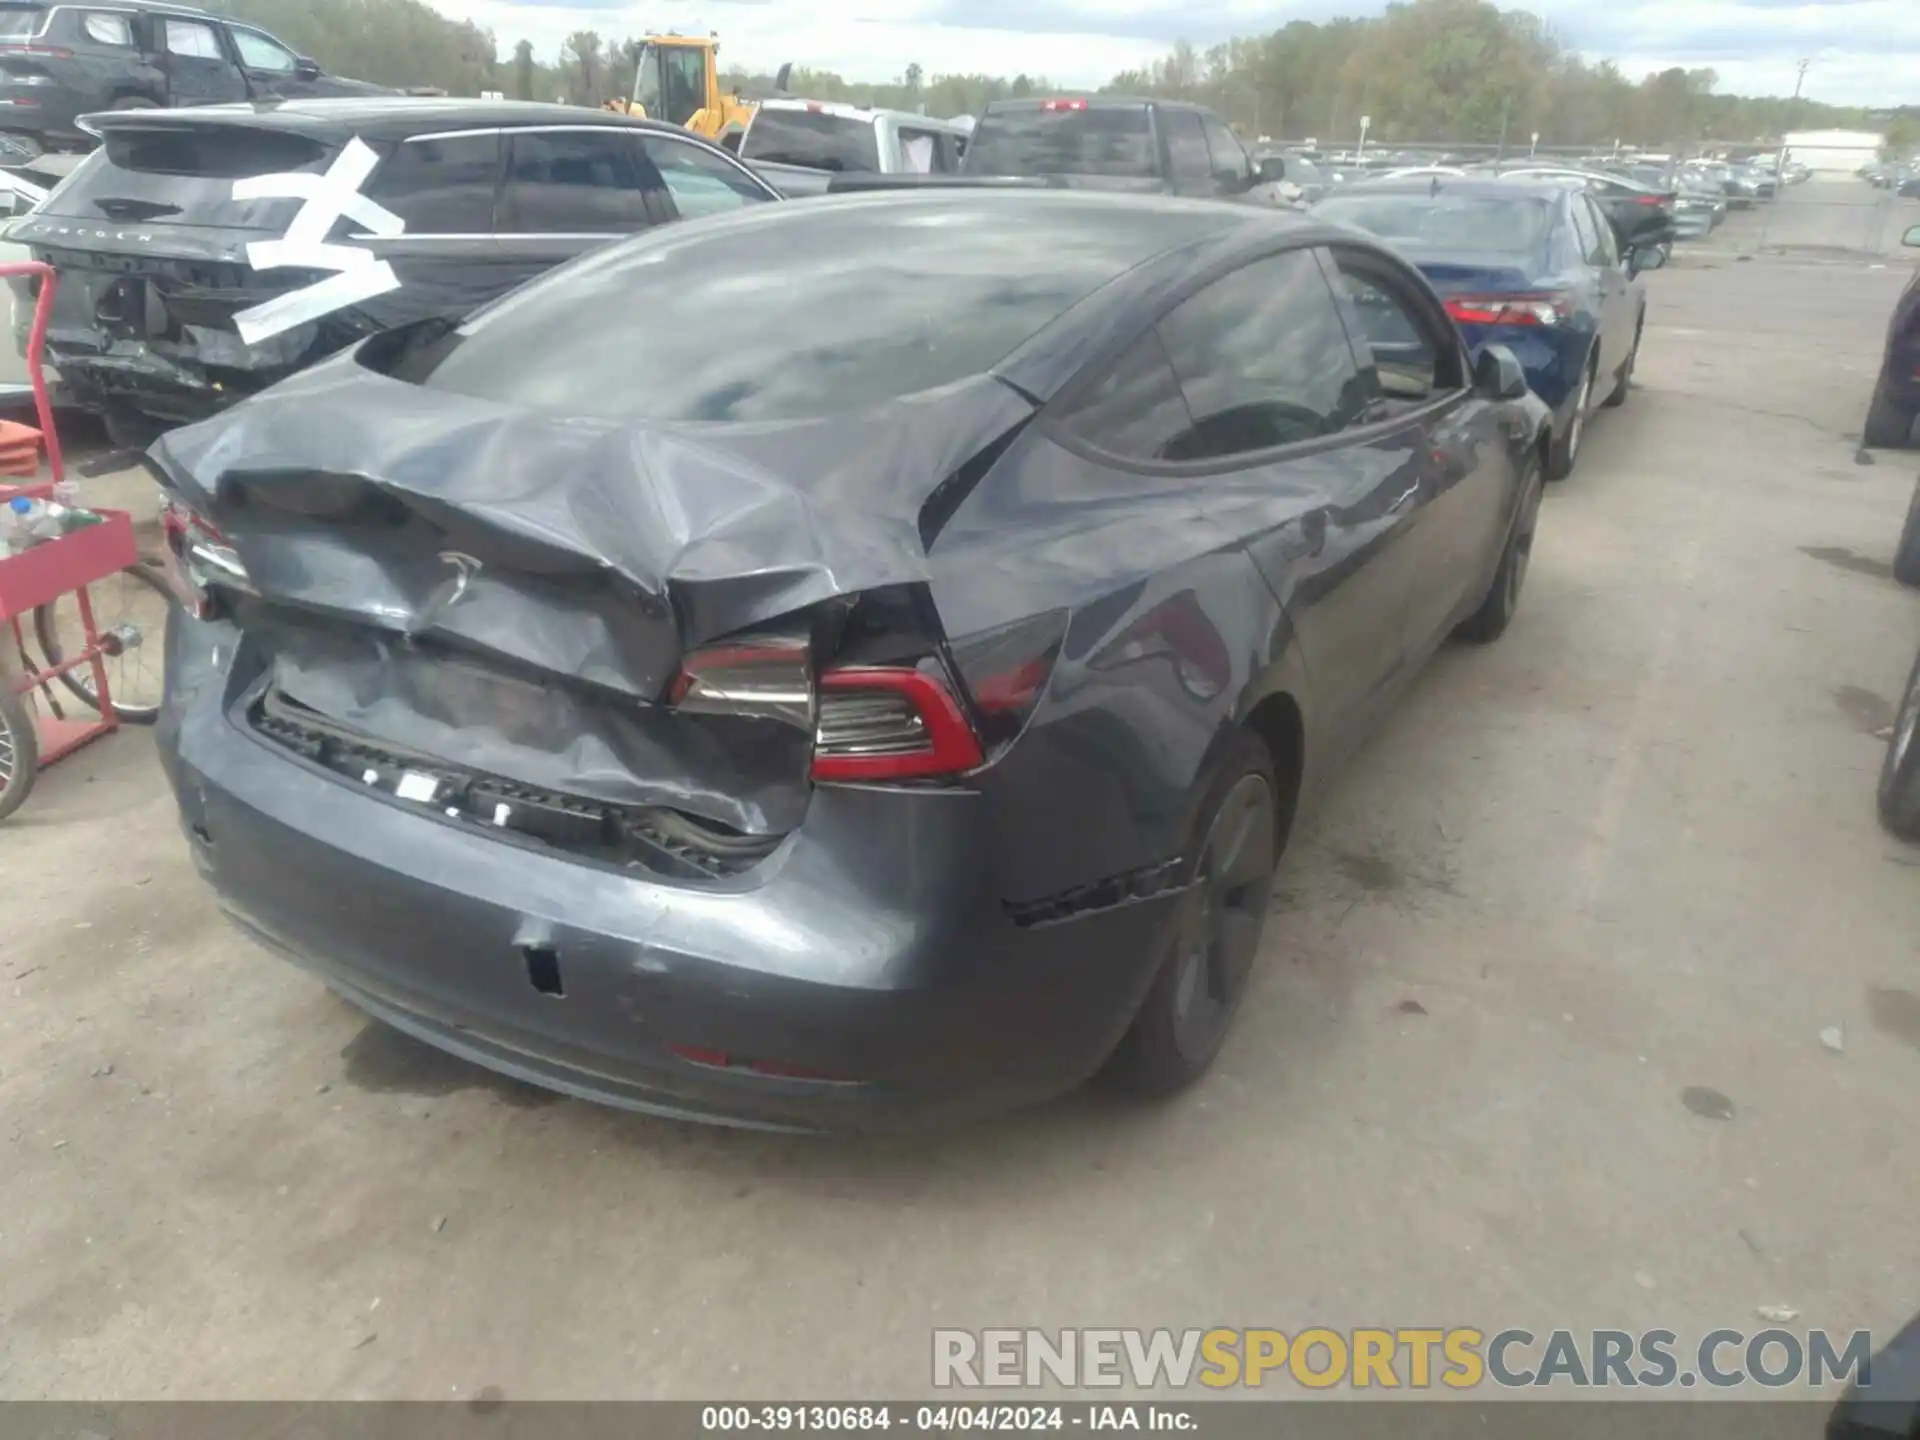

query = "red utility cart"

[{"left": 0, "top": 259, "right": 141, "bottom": 820}]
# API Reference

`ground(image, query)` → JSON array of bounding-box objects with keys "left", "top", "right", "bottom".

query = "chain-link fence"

[{"left": 1745, "top": 142, "right": 1916, "bottom": 258}]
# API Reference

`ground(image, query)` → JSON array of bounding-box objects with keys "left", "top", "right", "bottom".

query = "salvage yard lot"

[{"left": 3, "top": 187, "right": 1920, "bottom": 1399}]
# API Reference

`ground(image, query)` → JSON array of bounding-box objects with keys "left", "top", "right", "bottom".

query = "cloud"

[{"left": 431, "top": 0, "right": 1918, "bottom": 106}]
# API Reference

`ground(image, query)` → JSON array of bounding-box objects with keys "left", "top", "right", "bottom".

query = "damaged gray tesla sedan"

[{"left": 152, "top": 189, "right": 1550, "bottom": 1129}]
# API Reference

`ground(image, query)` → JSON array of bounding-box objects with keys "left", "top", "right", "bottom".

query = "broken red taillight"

[
  {"left": 812, "top": 666, "right": 984, "bottom": 781},
  {"left": 669, "top": 635, "right": 813, "bottom": 728},
  {"left": 160, "top": 496, "right": 249, "bottom": 619},
  {"left": 672, "top": 630, "right": 987, "bottom": 784}
]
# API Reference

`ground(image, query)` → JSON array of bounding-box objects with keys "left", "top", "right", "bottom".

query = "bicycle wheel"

[
  {"left": 0, "top": 683, "right": 38, "bottom": 822},
  {"left": 33, "top": 559, "right": 172, "bottom": 725}
]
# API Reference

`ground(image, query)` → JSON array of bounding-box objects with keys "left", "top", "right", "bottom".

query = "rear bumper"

[
  {"left": 158, "top": 613, "right": 1179, "bottom": 1131},
  {"left": 0, "top": 83, "right": 89, "bottom": 143}
]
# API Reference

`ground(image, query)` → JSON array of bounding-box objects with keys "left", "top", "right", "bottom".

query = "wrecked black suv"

[{"left": 7, "top": 97, "right": 778, "bottom": 440}]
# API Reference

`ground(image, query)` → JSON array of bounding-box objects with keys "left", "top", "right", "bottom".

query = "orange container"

[{"left": 0, "top": 418, "right": 42, "bottom": 478}]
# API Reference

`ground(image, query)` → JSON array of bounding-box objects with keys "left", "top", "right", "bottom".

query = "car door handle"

[{"left": 1390, "top": 484, "right": 1420, "bottom": 513}]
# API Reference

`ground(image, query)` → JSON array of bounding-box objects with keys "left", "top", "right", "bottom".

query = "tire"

[
  {"left": 33, "top": 559, "right": 171, "bottom": 724},
  {"left": 1105, "top": 730, "right": 1284, "bottom": 1097},
  {"left": 1546, "top": 357, "right": 1596, "bottom": 480},
  {"left": 0, "top": 683, "right": 38, "bottom": 823},
  {"left": 1454, "top": 453, "right": 1544, "bottom": 644},
  {"left": 1864, "top": 378, "right": 1918, "bottom": 450},
  {"left": 1603, "top": 314, "right": 1644, "bottom": 409},
  {"left": 1896, "top": 476, "right": 1920, "bottom": 589},
  {"left": 1877, "top": 648, "right": 1920, "bottom": 841}
]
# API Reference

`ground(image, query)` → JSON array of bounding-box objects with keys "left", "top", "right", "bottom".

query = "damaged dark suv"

[
  {"left": 152, "top": 190, "right": 1549, "bottom": 1130},
  {"left": 7, "top": 97, "right": 778, "bottom": 440}
]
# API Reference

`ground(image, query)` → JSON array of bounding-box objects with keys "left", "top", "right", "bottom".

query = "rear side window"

[
  {"left": 1154, "top": 249, "right": 1366, "bottom": 459},
  {"left": 367, "top": 133, "right": 501, "bottom": 234},
  {"left": 386, "top": 197, "right": 1218, "bottom": 424},
  {"left": 231, "top": 27, "right": 298, "bottom": 73},
  {"left": 1163, "top": 111, "right": 1212, "bottom": 186},
  {"left": 739, "top": 108, "right": 880, "bottom": 174},
  {"left": 1200, "top": 115, "right": 1250, "bottom": 184},
  {"left": 1055, "top": 331, "right": 1193, "bottom": 461},
  {"left": 896, "top": 126, "right": 946, "bottom": 175},
  {"left": 163, "top": 18, "right": 223, "bottom": 59},
  {"left": 80, "top": 11, "right": 132, "bottom": 46},
  {"left": 964, "top": 106, "right": 1156, "bottom": 179},
  {"left": 42, "top": 128, "right": 337, "bottom": 230},
  {"left": 1327, "top": 249, "right": 1457, "bottom": 411},
  {"left": 1313, "top": 192, "right": 1554, "bottom": 255},
  {"left": 500, "top": 129, "right": 651, "bottom": 234},
  {"left": 0, "top": 6, "right": 43, "bottom": 39},
  {"left": 1568, "top": 196, "right": 1600, "bottom": 262},
  {"left": 641, "top": 135, "right": 767, "bottom": 221}
]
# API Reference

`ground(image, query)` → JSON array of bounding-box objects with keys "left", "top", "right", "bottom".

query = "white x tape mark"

[{"left": 232, "top": 137, "right": 407, "bottom": 346}]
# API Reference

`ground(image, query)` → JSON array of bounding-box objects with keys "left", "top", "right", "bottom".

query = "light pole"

[{"left": 1759, "top": 58, "right": 1809, "bottom": 253}]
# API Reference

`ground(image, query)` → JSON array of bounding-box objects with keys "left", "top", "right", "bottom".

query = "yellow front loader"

[{"left": 606, "top": 37, "right": 773, "bottom": 152}]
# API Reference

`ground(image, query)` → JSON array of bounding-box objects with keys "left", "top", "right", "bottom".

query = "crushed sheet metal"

[
  {"left": 147, "top": 355, "right": 1034, "bottom": 831},
  {"left": 232, "top": 138, "right": 405, "bottom": 346}
]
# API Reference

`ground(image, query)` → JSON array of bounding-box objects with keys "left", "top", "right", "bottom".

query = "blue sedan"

[{"left": 1314, "top": 177, "right": 1660, "bottom": 479}]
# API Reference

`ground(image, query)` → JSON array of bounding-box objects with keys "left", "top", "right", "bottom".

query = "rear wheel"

[
  {"left": 1546, "top": 359, "right": 1595, "bottom": 480},
  {"left": 1454, "top": 454, "right": 1543, "bottom": 644},
  {"left": 1895, "top": 476, "right": 1920, "bottom": 589},
  {"left": 1864, "top": 378, "right": 1918, "bottom": 450},
  {"left": 0, "top": 684, "right": 38, "bottom": 823},
  {"left": 1877, "top": 648, "right": 1920, "bottom": 841},
  {"left": 1106, "top": 730, "right": 1282, "bottom": 1097}
]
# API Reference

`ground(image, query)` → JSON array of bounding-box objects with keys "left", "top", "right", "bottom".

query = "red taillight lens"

[
  {"left": 160, "top": 496, "right": 247, "bottom": 618},
  {"left": 1445, "top": 293, "right": 1570, "bottom": 327},
  {"left": 1041, "top": 98, "right": 1088, "bottom": 112},
  {"left": 1633, "top": 194, "right": 1665, "bottom": 206},
  {"left": 0, "top": 44, "right": 72, "bottom": 58},
  {"left": 812, "top": 667, "right": 983, "bottom": 782}
]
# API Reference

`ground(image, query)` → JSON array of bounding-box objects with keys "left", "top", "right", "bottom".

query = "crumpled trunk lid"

[{"left": 149, "top": 352, "right": 1032, "bottom": 840}]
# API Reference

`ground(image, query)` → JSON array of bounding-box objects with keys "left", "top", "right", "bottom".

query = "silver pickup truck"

[{"left": 740, "top": 100, "right": 971, "bottom": 197}]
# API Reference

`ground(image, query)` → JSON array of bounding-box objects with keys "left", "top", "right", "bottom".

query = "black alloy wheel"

[{"left": 1107, "top": 731, "right": 1281, "bottom": 1096}]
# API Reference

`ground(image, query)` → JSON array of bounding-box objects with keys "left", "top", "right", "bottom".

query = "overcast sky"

[{"left": 433, "top": 0, "right": 1917, "bottom": 109}]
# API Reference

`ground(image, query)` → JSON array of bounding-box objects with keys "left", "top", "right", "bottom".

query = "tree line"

[{"left": 205, "top": 0, "right": 1908, "bottom": 151}]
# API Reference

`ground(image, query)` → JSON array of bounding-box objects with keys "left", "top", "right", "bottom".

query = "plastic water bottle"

[
  {"left": 50, "top": 477, "right": 79, "bottom": 509},
  {"left": 0, "top": 494, "right": 34, "bottom": 553},
  {"left": 27, "top": 500, "right": 67, "bottom": 542}
]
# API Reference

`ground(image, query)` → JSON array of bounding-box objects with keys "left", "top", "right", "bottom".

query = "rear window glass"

[
  {"left": 385, "top": 196, "right": 1227, "bottom": 424},
  {"left": 739, "top": 108, "right": 881, "bottom": 173},
  {"left": 42, "top": 127, "right": 339, "bottom": 229},
  {"left": 964, "top": 106, "right": 1156, "bottom": 179},
  {"left": 0, "top": 6, "right": 42, "bottom": 39},
  {"left": 1313, "top": 193, "right": 1552, "bottom": 254}
]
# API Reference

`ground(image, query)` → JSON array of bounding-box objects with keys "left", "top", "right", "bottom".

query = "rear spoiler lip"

[{"left": 826, "top": 174, "right": 1068, "bottom": 195}]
